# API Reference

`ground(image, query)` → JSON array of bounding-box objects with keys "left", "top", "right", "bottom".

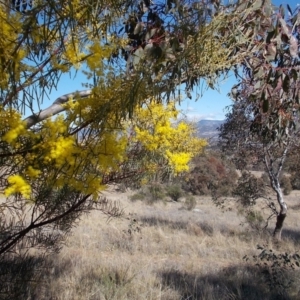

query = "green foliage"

[
  {"left": 233, "top": 172, "right": 266, "bottom": 207},
  {"left": 148, "top": 183, "right": 165, "bottom": 203},
  {"left": 280, "top": 176, "right": 292, "bottom": 196},
  {"left": 166, "top": 184, "right": 183, "bottom": 202},
  {"left": 130, "top": 184, "right": 166, "bottom": 205},
  {"left": 283, "top": 148, "right": 300, "bottom": 190},
  {"left": 182, "top": 152, "right": 238, "bottom": 197},
  {"left": 291, "top": 173, "right": 300, "bottom": 190},
  {"left": 183, "top": 196, "right": 197, "bottom": 211},
  {"left": 130, "top": 193, "right": 146, "bottom": 202},
  {"left": 261, "top": 172, "right": 269, "bottom": 184},
  {"left": 244, "top": 210, "right": 265, "bottom": 232},
  {"left": 228, "top": 2, "right": 300, "bottom": 143},
  {"left": 244, "top": 246, "right": 300, "bottom": 298}
]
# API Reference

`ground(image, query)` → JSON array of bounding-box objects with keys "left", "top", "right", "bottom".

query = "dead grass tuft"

[{"left": 6, "top": 190, "right": 300, "bottom": 299}]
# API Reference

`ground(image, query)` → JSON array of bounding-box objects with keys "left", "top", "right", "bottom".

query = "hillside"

[
  {"left": 22, "top": 189, "right": 300, "bottom": 300},
  {"left": 197, "top": 119, "right": 224, "bottom": 142}
]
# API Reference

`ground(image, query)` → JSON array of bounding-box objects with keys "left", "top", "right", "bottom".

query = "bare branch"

[{"left": 24, "top": 89, "right": 92, "bottom": 128}]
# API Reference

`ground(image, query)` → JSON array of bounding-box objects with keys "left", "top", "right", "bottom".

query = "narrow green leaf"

[
  {"left": 282, "top": 75, "right": 290, "bottom": 93},
  {"left": 266, "top": 30, "right": 275, "bottom": 44},
  {"left": 287, "top": 4, "right": 293, "bottom": 16},
  {"left": 280, "top": 4, "right": 285, "bottom": 18},
  {"left": 151, "top": 46, "right": 163, "bottom": 59},
  {"left": 291, "top": 69, "right": 298, "bottom": 81},
  {"left": 133, "top": 47, "right": 144, "bottom": 66},
  {"left": 252, "top": 0, "right": 262, "bottom": 11},
  {"left": 262, "top": 92, "right": 268, "bottom": 113}
]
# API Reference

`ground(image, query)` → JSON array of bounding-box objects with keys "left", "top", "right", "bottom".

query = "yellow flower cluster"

[
  {"left": 5, "top": 175, "right": 31, "bottom": 199},
  {"left": 63, "top": 39, "right": 85, "bottom": 69},
  {"left": 45, "top": 136, "right": 75, "bottom": 167},
  {"left": 86, "top": 42, "right": 114, "bottom": 74},
  {"left": 38, "top": 116, "right": 77, "bottom": 168},
  {"left": 84, "top": 175, "right": 105, "bottom": 200},
  {"left": 165, "top": 151, "right": 191, "bottom": 173},
  {"left": 27, "top": 166, "right": 41, "bottom": 178},
  {"left": 132, "top": 101, "right": 207, "bottom": 173},
  {"left": 0, "top": 108, "right": 27, "bottom": 145},
  {"left": 0, "top": 7, "right": 27, "bottom": 89}
]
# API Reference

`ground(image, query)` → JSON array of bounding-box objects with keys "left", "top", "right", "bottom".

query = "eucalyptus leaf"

[
  {"left": 133, "top": 47, "right": 144, "bottom": 66},
  {"left": 289, "top": 36, "right": 298, "bottom": 58},
  {"left": 134, "top": 23, "right": 143, "bottom": 35},
  {"left": 282, "top": 75, "right": 290, "bottom": 93},
  {"left": 291, "top": 69, "right": 298, "bottom": 81},
  {"left": 252, "top": 0, "right": 262, "bottom": 11},
  {"left": 287, "top": 4, "right": 293, "bottom": 16},
  {"left": 279, "top": 5, "right": 285, "bottom": 18},
  {"left": 262, "top": 99, "right": 269, "bottom": 113},
  {"left": 279, "top": 18, "right": 289, "bottom": 36},
  {"left": 266, "top": 30, "right": 275, "bottom": 44}
]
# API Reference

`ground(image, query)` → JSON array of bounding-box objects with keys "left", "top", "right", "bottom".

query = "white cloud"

[{"left": 183, "top": 112, "right": 225, "bottom": 122}]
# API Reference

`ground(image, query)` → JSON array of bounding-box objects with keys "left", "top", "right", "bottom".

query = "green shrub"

[
  {"left": 130, "top": 192, "right": 145, "bottom": 201},
  {"left": 244, "top": 246, "right": 300, "bottom": 298},
  {"left": 245, "top": 210, "right": 265, "bottom": 231},
  {"left": 280, "top": 175, "right": 292, "bottom": 195},
  {"left": 184, "top": 195, "right": 197, "bottom": 211},
  {"left": 166, "top": 184, "right": 183, "bottom": 202},
  {"left": 182, "top": 151, "right": 238, "bottom": 197},
  {"left": 147, "top": 183, "right": 165, "bottom": 203},
  {"left": 261, "top": 172, "right": 269, "bottom": 184},
  {"left": 290, "top": 172, "right": 300, "bottom": 190},
  {"left": 233, "top": 172, "right": 266, "bottom": 207}
]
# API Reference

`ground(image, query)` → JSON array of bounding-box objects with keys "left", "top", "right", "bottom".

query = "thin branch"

[
  {"left": 275, "top": 141, "right": 290, "bottom": 178},
  {"left": 0, "top": 194, "right": 91, "bottom": 255}
]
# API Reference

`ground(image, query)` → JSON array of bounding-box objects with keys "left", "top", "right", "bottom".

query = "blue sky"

[
  {"left": 183, "top": 0, "right": 300, "bottom": 121},
  {"left": 180, "top": 76, "right": 234, "bottom": 121},
  {"left": 41, "top": 0, "right": 300, "bottom": 121}
]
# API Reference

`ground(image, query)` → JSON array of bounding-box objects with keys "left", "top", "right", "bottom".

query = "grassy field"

[{"left": 30, "top": 188, "right": 300, "bottom": 300}]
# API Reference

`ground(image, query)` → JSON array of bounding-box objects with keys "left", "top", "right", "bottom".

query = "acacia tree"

[{"left": 0, "top": 0, "right": 249, "bottom": 263}]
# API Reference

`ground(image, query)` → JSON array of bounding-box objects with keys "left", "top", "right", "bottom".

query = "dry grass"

[{"left": 11, "top": 189, "right": 300, "bottom": 299}]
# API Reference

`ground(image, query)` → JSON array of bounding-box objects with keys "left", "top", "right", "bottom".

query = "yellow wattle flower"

[{"left": 5, "top": 175, "right": 31, "bottom": 199}]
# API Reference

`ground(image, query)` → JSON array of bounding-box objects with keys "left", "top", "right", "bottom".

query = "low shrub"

[
  {"left": 233, "top": 172, "right": 266, "bottom": 207},
  {"left": 130, "top": 183, "right": 165, "bottom": 204},
  {"left": 166, "top": 184, "right": 183, "bottom": 202},
  {"left": 183, "top": 196, "right": 197, "bottom": 211},
  {"left": 130, "top": 193, "right": 145, "bottom": 202},
  {"left": 280, "top": 175, "right": 292, "bottom": 195},
  {"left": 244, "top": 246, "right": 300, "bottom": 298},
  {"left": 244, "top": 210, "right": 265, "bottom": 232},
  {"left": 182, "top": 152, "right": 238, "bottom": 197},
  {"left": 147, "top": 183, "right": 165, "bottom": 203}
]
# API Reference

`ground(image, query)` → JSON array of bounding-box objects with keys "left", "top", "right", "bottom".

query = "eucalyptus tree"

[{"left": 219, "top": 1, "right": 300, "bottom": 240}]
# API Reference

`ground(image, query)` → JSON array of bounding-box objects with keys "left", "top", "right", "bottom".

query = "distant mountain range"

[{"left": 196, "top": 119, "right": 224, "bottom": 141}]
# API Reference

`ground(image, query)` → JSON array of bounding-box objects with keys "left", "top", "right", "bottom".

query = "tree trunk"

[
  {"left": 273, "top": 211, "right": 287, "bottom": 240},
  {"left": 273, "top": 189, "right": 287, "bottom": 241}
]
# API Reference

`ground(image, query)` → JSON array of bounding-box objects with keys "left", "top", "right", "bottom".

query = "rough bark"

[
  {"left": 264, "top": 147, "right": 289, "bottom": 241},
  {"left": 273, "top": 211, "right": 287, "bottom": 240},
  {"left": 273, "top": 189, "right": 287, "bottom": 241}
]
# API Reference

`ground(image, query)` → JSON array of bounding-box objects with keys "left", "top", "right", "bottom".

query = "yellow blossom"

[
  {"left": 5, "top": 175, "right": 31, "bottom": 199},
  {"left": 131, "top": 100, "right": 207, "bottom": 173},
  {"left": 27, "top": 166, "right": 41, "bottom": 178}
]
